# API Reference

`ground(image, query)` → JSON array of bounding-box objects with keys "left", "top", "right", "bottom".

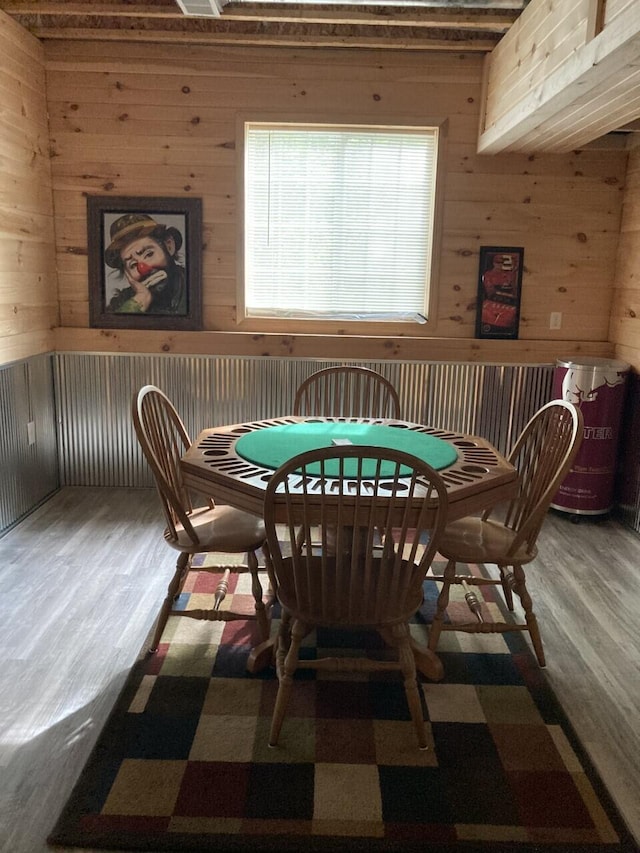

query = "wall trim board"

[{"left": 52, "top": 328, "right": 615, "bottom": 365}]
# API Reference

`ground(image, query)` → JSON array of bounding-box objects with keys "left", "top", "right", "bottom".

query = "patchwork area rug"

[{"left": 49, "top": 548, "right": 636, "bottom": 852}]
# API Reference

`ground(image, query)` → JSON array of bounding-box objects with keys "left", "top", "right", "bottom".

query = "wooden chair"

[
  {"left": 293, "top": 365, "right": 401, "bottom": 419},
  {"left": 264, "top": 445, "right": 448, "bottom": 749},
  {"left": 293, "top": 365, "right": 401, "bottom": 552},
  {"left": 428, "top": 399, "right": 584, "bottom": 667},
  {"left": 132, "top": 385, "right": 273, "bottom": 654}
]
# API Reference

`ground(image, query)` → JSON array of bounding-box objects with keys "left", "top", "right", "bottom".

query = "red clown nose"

[{"left": 136, "top": 261, "right": 155, "bottom": 277}]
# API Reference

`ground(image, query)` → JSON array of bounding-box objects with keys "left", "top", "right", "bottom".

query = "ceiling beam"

[
  {"left": 9, "top": 21, "right": 500, "bottom": 49},
  {"left": 0, "top": 2, "right": 181, "bottom": 13},
  {"left": 221, "top": 6, "right": 516, "bottom": 30}
]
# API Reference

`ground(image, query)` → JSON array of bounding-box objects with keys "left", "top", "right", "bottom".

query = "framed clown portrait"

[{"left": 87, "top": 195, "right": 203, "bottom": 330}]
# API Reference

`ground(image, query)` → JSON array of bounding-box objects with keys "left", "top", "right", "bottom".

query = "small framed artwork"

[
  {"left": 87, "top": 195, "right": 203, "bottom": 330},
  {"left": 475, "top": 246, "right": 524, "bottom": 340}
]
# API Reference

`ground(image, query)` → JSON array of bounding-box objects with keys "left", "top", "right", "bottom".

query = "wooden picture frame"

[
  {"left": 87, "top": 195, "right": 202, "bottom": 330},
  {"left": 475, "top": 246, "right": 524, "bottom": 340}
]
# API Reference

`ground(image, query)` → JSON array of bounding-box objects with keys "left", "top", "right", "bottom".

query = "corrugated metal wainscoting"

[
  {"left": 54, "top": 353, "right": 555, "bottom": 488},
  {"left": 0, "top": 353, "right": 59, "bottom": 537}
]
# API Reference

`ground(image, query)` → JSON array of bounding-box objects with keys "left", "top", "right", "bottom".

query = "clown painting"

[{"left": 88, "top": 197, "right": 202, "bottom": 330}]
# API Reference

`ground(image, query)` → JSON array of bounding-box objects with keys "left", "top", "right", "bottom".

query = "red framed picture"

[{"left": 476, "top": 246, "right": 524, "bottom": 340}]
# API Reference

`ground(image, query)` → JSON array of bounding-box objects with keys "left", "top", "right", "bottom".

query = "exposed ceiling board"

[{"left": 0, "top": 0, "right": 527, "bottom": 49}]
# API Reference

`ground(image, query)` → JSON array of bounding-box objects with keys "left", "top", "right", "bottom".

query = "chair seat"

[
  {"left": 438, "top": 517, "right": 535, "bottom": 565},
  {"left": 168, "top": 504, "right": 266, "bottom": 553}
]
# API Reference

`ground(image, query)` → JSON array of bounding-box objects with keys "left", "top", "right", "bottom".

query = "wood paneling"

[
  {"left": 42, "top": 38, "right": 627, "bottom": 360},
  {"left": 611, "top": 143, "right": 640, "bottom": 369},
  {"left": 0, "top": 12, "right": 57, "bottom": 366},
  {"left": 482, "top": 0, "right": 592, "bottom": 127},
  {"left": 478, "top": 0, "right": 640, "bottom": 154},
  {"left": 0, "top": 9, "right": 637, "bottom": 366},
  {"left": 51, "top": 326, "right": 614, "bottom": 363}
]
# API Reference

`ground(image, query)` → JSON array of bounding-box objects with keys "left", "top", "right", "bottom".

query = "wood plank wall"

[
  {"left": 611, "top": 139, "right": 640, "bottom": 369},
  {"left": 42, "top": 38, "right": 626, "bottom": 364},
  {"left": 0, "top": 10, "right": 634, "bottom": 368},
  {"left": 481, "top": 0, "right": 594, "bottom": 135},
  {"left": 0, "top": 13, "right": 57, "bottom": 366}
]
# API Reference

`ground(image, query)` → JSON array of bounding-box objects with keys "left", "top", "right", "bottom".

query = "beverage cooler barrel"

[{"left": 551, "top": 357, "right": 629, "bottom": 516}]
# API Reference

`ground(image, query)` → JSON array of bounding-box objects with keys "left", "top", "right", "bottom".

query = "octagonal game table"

[{"left": 181, "top": 416, "right": 518, "bottom": 679}]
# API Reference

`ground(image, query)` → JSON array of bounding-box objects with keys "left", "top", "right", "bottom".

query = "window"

[{"left": 242, "top": 122, "right": 440, "bottom": 324}]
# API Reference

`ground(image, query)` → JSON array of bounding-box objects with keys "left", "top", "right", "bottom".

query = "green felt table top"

[{"left": 235, "top": 421, "right": 458, "bottom": 477}]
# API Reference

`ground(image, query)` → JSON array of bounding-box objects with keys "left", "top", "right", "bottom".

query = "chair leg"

[
  {"left": 428, "top": 558, "right": 456, "bottom": 651},
  {"left": 513, "top": 563, "right": 546, "bottom": 666},
  {"left": 499, "top": 565, "right": 515, "bottom": 611},
  {"left": 392, "top": 623, "right": 428, "bottom": 749},
  {"left": 262, "top": 543, "right": 278, "bottom": 610},
  {"left": 247, "top": 549, "right": 269, "bottom": 642},
  {"left": 149, "top": 551, "right": 190, "bottom": 653},
  {"left": 269, "top": 615, "right": 304, "bottom": 747}
]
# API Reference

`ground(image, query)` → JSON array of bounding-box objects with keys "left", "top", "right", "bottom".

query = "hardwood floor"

[{"left": 0, "top": 487, "right": 639, "bottom": 851}]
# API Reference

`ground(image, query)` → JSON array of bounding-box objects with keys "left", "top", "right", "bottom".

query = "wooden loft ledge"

[{"left": 478, "top": 0, "right": 640, "bottom": 153}]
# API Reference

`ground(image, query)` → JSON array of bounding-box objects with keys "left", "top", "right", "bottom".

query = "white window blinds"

[{"left": 243, "top": 124, "right": 439, "bottom": 322}]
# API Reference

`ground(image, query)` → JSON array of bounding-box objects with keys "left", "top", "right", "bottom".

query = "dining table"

[{"left": 180, "top": 415, "right": 519, "bottom": 679}]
